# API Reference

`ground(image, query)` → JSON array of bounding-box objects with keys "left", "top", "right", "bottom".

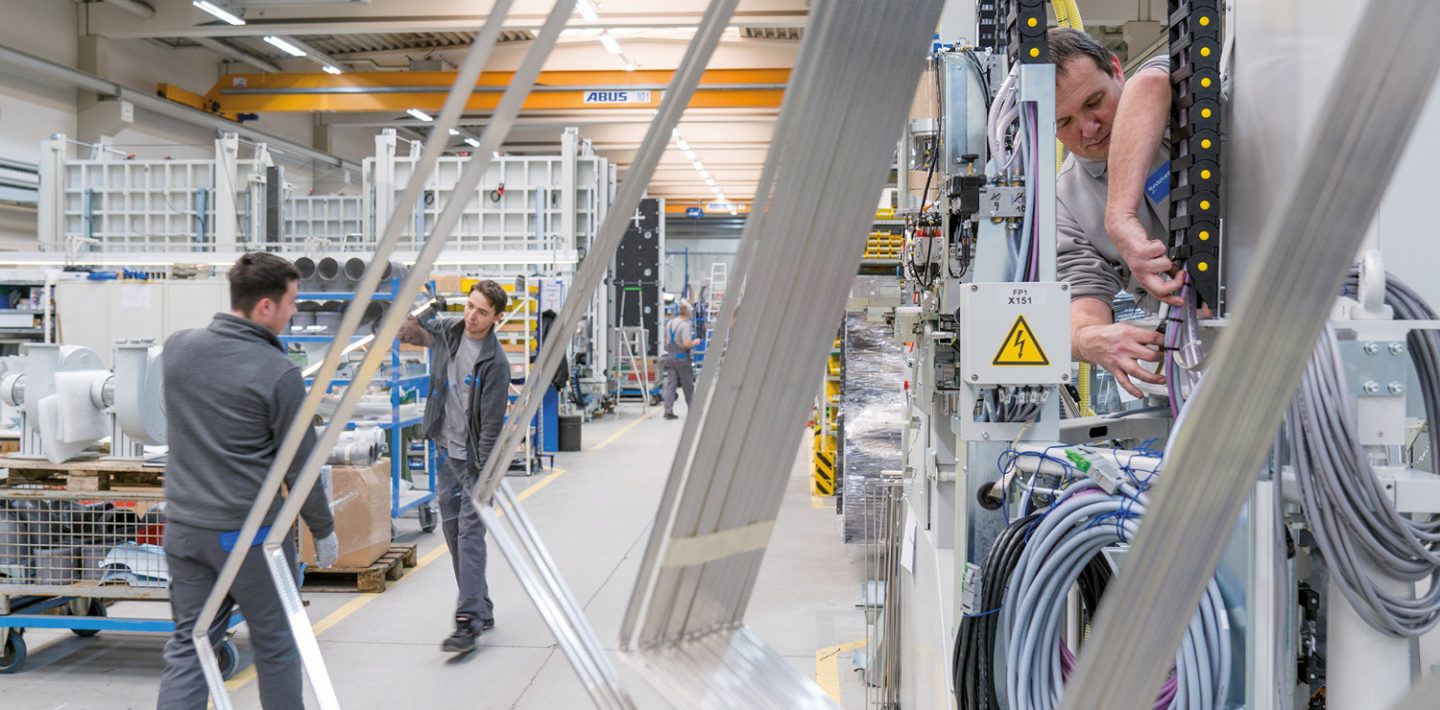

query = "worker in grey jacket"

[
  {"left": 158, "top": 253, "right": 337, "bottom": 710},
  {"left": 411, "top": 279, "right": 510, "bottom": 653},
  {"left": 1051, "top": 28, "right": 1179, "bottom": 398}
]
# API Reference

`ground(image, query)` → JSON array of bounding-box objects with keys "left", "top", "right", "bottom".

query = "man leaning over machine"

[{"left": 1050, "top": 27, "right": 1181, "bottom": 399}]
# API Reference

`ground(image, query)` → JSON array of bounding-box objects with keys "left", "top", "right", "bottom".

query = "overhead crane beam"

[{"left": 188, "top": 68, "right": 788, "bottom": 114}]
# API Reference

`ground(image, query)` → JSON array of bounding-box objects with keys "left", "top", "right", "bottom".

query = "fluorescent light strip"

[
  {"left": 193, "top": 0, "right": 245, "bottom": 26},
  {"left": 599, "top": 32, "right": 623, "bottom": 55},
  {"left": 322, "top": 65, "right": 343, "bottom": 75},
  {"left": 574, "top": 0, "right": 599, "bottom": 22},
  {"left": 465, "top": 138, "right": 481, "bottom": 148},
  {"left": 406, "top": 108, "right": 434, "bottom": 122},
  {"left": 263, "top": 36, "right": 308, "bottom": 57}
]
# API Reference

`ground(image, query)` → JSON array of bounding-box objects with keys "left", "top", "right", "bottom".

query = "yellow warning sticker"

[{"left": 992, "top": 315, "right": 1050, "bottom": 366}]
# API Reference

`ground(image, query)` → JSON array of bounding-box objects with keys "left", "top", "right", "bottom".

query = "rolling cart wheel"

[
  {"left": 0, "top": 631, "right": 26, "bottom": 674},
  {"left": 650, "top": 393, "right": 661, "bottom": 406},
  {"left": 71, "top": 599, "right": 106, "bottom": 637},
  {"left": 217, "top": 639, "right": 240, "bottom": 680},
  {"left": 418, "top": 501, "right": 438, "bottom": 533}
]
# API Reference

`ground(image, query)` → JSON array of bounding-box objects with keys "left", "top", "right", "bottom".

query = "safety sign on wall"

[{"left": 992, "top": 315, "right": 1050, "bottom": 366}]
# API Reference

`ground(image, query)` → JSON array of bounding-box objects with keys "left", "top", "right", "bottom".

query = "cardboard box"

[
  {"left": 300, "top": 460, "right": 392, "bottom": 569},
  {"left": 432, "top": 274, "right": 465, "bottom": 295}
]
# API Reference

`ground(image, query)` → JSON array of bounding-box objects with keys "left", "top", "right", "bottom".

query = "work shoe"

[
  {"left": 442, "top": 616, "right": 479, "bottom": 653},
  {"left": 664, "top": 413, "right": 679, "bottom": 420}
]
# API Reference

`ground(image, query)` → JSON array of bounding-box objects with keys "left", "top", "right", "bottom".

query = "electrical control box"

[{"left": 957, "top": 281, "right": 1070, "bottom": 385}]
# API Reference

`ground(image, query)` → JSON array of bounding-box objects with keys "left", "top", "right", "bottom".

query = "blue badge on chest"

[{"left": 1144, "top": 161, "right": 1171, "bottom": 205}]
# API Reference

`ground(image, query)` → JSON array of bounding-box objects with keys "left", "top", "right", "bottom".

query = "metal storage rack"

[{"left": 280, "top": 280, "right": 438, "bottom": 531}]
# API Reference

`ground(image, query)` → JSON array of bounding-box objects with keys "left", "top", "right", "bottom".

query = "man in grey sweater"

[
  {"left": 411, "top": 279, "right": 511, "bottom": 653},
  {"left": 157, "top": 253, "right": 337, "bottom": 710},
  {"left": 1051, "top": 28, "right": 1178, "bottom": 398}
]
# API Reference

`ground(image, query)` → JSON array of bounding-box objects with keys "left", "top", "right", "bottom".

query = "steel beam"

[{"left": 196, "top": 68, "right": 788, "bottom": 113}]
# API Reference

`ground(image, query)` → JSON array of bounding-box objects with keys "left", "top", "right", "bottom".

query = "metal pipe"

[
  {"left": 315, "top": 256, "right": 341, "bottom": 291},
  {"left": 0, "top": 43, "right": 346, "bottom": 170}
]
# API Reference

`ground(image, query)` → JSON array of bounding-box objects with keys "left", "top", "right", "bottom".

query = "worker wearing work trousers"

[
  {"left": 411, "top": 280, "right": 511, "bottom": 653},
  {"left": 662, "top": 303, "right": 700, "bottom": 420},
  {"left": 157, "top": 253, "right": 337, "bottom": 710}
]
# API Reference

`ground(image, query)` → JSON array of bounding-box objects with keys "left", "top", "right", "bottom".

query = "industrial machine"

[{"left": 874, "top": 2, "right": 1440, "bottom": 709}]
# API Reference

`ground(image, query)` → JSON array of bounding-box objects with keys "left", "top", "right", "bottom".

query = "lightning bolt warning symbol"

[{"left": 992, "top": 315, "right": 1050, "bottom": 366}]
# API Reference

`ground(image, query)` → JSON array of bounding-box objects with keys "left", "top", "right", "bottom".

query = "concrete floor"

[{"left": 0, "top": 404, "right": 870, "bottom": 709}]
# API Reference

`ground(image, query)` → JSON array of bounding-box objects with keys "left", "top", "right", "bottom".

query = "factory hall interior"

[{"left": 3, "top": 0, "right": 1440, "bottom": 708}]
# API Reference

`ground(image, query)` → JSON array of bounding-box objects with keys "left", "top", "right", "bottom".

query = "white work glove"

[{"left": 315, "top": 532, "right": 340, "bottom": 569}]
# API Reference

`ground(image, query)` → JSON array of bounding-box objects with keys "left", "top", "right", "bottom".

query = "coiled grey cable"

[
  {"left": 1288, "top": 278, "right": 1440, "bottom": 637},
  {"left": 998, "top": 478, "right": 1231, "bottom": 710}
]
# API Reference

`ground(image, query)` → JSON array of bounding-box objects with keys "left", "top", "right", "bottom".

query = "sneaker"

[
  {"left": 442, "top": 616, "right": 479, "bottom": 653},
  {"left": 664, "top": 413, "right": 679, "bottom": 420},
  {"left": 480, "top": 618, "right": 495, "bottom": 632}
]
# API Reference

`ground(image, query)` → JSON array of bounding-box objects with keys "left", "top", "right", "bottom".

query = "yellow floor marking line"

[
  {"left": 815, "top": 638, "right": 867, "bottom": 704},
  {"left": 589, "top": 410, "right": 657, "bottom": 451},
  {"left": 223, "top": 467, "right": 567, "bottom": 694}
]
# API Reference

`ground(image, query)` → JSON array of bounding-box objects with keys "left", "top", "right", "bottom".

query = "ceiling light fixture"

[
  {"left": 465, "top": 138, "right": 481, "bottom": 148},
  {"left": 574, "top": 0, "right": 600, "bottom": 22},
  {"left": 322, "top": 65, "right": 343, "bottom": 75},
  {"left": 599, "top": 32, "right": 623, "bottom": 55},
  {"left": 192, "top": 0, "right": 244, "bottom": 26},
  {"left": 406, "top": 108, "right": 434, "bottom": 122},
  {"left": 263, "top": 36, "right": 308, "bottom": 57}
]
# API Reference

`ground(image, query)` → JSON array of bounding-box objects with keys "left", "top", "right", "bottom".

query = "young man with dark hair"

[
  {"left": 410, "top": 279, "right": 510, "bottom": 653},
  {"left": 158, "top": 252, "right": 337, "bottom": 709},
  {"left": 1050, "top": 27, "right": 1177, "bottom": 399}
]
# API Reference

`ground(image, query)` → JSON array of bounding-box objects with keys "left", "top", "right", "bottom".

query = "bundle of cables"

[
  {"left": 1004, "top": 478, "right": 1231, "bottom": 709},
  {"left": 952, "top": 511, "right": 1112, "bottom": 710},
  {"left": 985, "top": 65, "right": 1042, "bottom": 283},
  {"left": 1161, "top": 272, "right": 1206, "bottom": 417},
  {"left": 1286, "top": 271, "right": 1440, "bottom": 636},
  {"left": 956, "top": 477, "right": 1232, "bottom": 710}
]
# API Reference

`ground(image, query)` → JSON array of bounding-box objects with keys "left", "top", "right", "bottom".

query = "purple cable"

[
  {"left": 1029, "top": 103, "right": 1041, "bottom": 281},
  {"left": 1060, "top": 641, "right": 1179, "bottom": 709}
]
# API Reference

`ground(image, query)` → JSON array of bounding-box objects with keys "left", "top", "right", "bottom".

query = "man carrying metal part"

[
  {"left": 661, "top": 301, "right": 700, "bottom": 420},
  {"left": 157, "top": 252, "right": 338, "bottom": 710},
  {"left": 1050, "top": 28, "right": 1179, "bottom": 399},
  {"left": 410, "top": 280, "right": 509, "bottom": 653}
]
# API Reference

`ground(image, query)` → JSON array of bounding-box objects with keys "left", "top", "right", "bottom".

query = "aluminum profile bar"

[
  {"left": 444, "top": 0, "right": 742, "bottom": 702},
  {"left": 613, "top": 0, "right": 943, "bottom": 705},
  {"left": 186, "top": 3, "right": 526, "bottom": 707},
  {"left": 1060, "top": 2, "right": 1440, "bottom": 708}
]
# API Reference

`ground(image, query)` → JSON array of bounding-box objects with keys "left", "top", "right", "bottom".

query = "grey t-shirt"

[
  {"left": 663, "top": 316, "right": 694, "bottom": 358},
  {"left": 441, "top": 333, "right": 487, "bottom": 460},
  {"left": 1056, "top": 53, "right": 1172, "bottom": 314}
]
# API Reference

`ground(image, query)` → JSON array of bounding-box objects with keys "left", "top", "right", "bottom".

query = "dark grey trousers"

[
  {"left": 662, "top": 356, "right": 695, "bottom": 415},
  {"left": 438, "top": 453, "right": 494, "bottom": 622},
  {"left": 157, "top": 520, "right": 300, "bottom": 710}
]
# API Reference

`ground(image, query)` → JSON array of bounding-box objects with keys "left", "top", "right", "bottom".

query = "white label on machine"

[
  {"left": 959, "top": 282, "right": 1070, "bottom": 385},
  {"left": 992, "top": 286, "right": 1049, "bottom": 307}
]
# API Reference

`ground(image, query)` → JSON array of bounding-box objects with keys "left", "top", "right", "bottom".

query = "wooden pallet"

[
  {"left": 301, "top": 544, "right": 419, "bottom": 593},
  {"left": 0, "top": 456, "right": 164, "bottom": 491}
]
